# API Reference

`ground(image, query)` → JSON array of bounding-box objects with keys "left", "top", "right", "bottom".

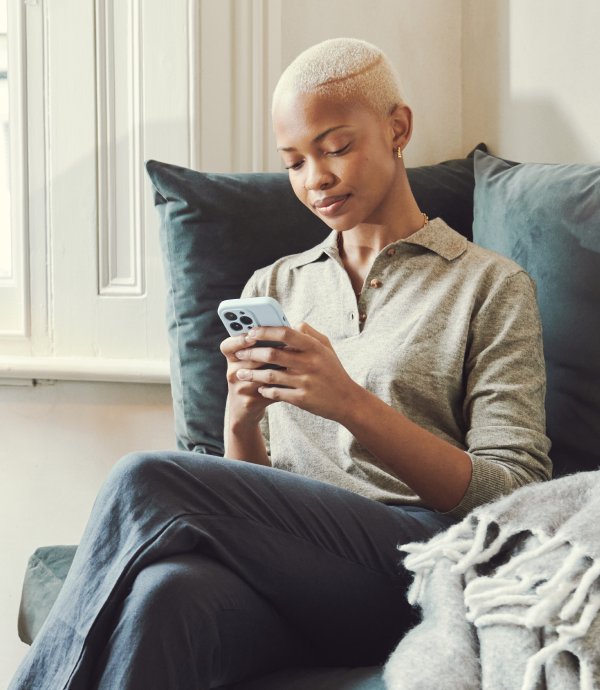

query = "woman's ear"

[{"left": 390, "top": 103, "right": 413, "bottom": 151}]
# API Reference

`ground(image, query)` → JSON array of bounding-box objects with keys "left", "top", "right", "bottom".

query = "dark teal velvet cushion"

[
  {"left": 145, "top": 144, "right": 486, "bottom": 455},
  {"left": 472, "top": 149, "right": 600, "bottom": 478}
]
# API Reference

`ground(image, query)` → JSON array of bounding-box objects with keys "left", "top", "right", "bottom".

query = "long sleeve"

[{"left": 444, "top": 271, "right": 553, "bottom": 520}]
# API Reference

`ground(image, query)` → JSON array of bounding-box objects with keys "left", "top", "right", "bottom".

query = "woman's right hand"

[{"left": 220, "top": 334, "right": 280, "bottom": 427}]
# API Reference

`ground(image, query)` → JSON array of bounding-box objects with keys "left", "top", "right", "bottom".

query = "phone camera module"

[
  {"left": 240, "top": 316, "right": 253, "bottom": 325},
  {"left": 230, "top": 322, "right": 243, "bottom": 331},
  {"left": 224, "top": 312, "right": 237, "bottom": 321}
]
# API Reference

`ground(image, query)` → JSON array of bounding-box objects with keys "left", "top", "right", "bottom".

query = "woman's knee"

[
  {"left": 105, "top": 451, "right": 175, "bottom": 494},
  {"left": 125, "top": 559, "right": 188, "bottom": 619},
  {"left": 124, "top": 554, "right": 232, "bottom": 623},
  {"left": 103, "top": 450, "right": 229, "bottom": 498}
]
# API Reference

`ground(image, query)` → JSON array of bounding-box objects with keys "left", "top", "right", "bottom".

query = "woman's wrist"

[
  {"left": 228, "top": 395, "right": 267, "bottom": 431},
  {"left": 228, "top": 417, "right": 271, "bottom": 467},
  {"left": 335, "top": 381, "right": 367, "bottom": 427},
  {"left": 229, "top": 411, "right": 265, "bottom": 433}
]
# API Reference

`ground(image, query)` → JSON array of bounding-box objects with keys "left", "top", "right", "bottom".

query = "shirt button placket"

[{"left": 357, "top": 249, "right": 393, "bottom": 328}]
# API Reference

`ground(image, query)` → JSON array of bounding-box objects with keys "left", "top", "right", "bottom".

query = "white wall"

[
  {"left": 0, "top": 381, "right": 176, "bottom": 685},
  {"left": 281, "top": 0, "right": 464, "bottom": 167},
  {"left": 463, "top": 0, "right": 600, "bottom": 163}
]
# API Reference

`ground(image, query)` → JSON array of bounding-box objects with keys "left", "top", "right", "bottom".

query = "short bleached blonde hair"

[{"left": 272, "top": 38, "right": 405, "bottom": 123}]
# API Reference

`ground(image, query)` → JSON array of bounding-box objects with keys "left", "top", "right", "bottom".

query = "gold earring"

[{"left": 397, "top": 147, "right": 402, "bottom": 159}]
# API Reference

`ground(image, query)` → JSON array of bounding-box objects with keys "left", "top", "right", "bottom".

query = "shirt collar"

[
  {"left": 288, "top": 217, "right": 468, "bottom": 269},
  {"left": 284, "top": 229, "right": 339, "bottom": 269},
  {"left": 401, "top": 217, "right": 468, "bottom": 260}
]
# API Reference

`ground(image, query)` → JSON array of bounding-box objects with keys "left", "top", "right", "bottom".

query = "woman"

[{"left": 10, "top": 38, "right": 551, "bottom": 690}]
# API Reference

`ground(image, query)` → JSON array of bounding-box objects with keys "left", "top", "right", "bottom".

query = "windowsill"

[{"left": 0, "top": 356, "right": 170, "bottom": 384}]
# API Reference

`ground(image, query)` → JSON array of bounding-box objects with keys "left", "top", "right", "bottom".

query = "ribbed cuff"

[{"left": 439, "top": 453, "right": 510, "bottom": 521}]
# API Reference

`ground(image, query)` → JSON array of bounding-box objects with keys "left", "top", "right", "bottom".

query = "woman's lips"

[{"left": 315, "top": 195, "right": 349, "bottom": 216}]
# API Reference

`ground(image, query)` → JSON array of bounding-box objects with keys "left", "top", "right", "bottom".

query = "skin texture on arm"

[
  {"left": 227, "top": 421, "right": 272, "bottom": 468},
  {"left": 339, "top": 386, "right": 473, "bottom": 513}
]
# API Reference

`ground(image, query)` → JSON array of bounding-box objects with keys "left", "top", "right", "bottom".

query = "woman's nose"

[{"left": 305, "top": 160, "right": 334, "bottom": 190}]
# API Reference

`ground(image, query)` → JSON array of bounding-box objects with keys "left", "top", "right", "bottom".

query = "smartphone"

[{"left": 218, "top": 296, "right": 293, "bottom": 388}]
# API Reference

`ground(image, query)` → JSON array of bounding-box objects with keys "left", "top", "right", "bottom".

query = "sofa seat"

[{"left": 222, "top": 666, "right": 385, "bottom": 690}]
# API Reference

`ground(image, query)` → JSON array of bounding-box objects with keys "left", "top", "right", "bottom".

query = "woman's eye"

[
  {"left": 284, "top": 143, "right": 350, "bottom": 170},
  {"left": 328, "top": 143, "right": 350, "bottom": 155}
]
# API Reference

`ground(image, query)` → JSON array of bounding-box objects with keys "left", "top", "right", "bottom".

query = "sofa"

[{"left": 15, "top": 145, "right": 600, "bottom": 689}]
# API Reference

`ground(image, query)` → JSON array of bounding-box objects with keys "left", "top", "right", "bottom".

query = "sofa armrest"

[{"left": 18, "top": 545, "right": 78, "bottom": 645}]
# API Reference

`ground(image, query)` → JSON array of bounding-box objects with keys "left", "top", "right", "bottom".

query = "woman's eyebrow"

[{"left": 277, "top": 125, "right": 352, "bottom": 152}]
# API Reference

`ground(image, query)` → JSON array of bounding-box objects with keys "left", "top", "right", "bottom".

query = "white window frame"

[
  {"left": 0, "top": 0, "right": 282, "bottom": 384},
  {"left": 0, "top": 0, "right": 29, "bottom": 341}
]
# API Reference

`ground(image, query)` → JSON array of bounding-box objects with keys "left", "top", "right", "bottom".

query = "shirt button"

[
  {"left": 370, "top": 279, "right": 382, "bottom": 288},
  {"left": 359, "top": 313, "right": 367, "bottom": 322},
  {"left": 386, "top": 247, "right": 396, "bottom": 256}
]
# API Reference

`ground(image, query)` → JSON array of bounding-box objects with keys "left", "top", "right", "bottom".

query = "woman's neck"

[{"left": 338, "top": 172, "right": 425, "bottom": 267}]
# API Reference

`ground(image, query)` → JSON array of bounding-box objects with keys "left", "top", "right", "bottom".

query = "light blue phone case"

[{"left": 218, "top": 297, "right": 293, "bottom": 388}]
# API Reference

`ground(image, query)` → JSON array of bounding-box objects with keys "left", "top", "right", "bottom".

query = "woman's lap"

[{"left": 9, "top": 451, "right": 459, "bottom": 690}]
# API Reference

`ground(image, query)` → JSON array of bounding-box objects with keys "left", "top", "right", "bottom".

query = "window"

[
  {"left": 0, "top": 0, "right": 10, "bottom": 279},
  {"left": 0, "top": 0, "right": 281, "bottom": 382},
  {"left": 0, "top": 0, "right": 27, "bottom": 340}
]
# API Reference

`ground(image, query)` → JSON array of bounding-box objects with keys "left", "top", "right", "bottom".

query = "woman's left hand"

[{"left": 234, "top": 322, "right": 360, "bottom": 423}]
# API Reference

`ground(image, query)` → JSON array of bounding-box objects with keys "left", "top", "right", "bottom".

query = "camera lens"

[
  {"left": 240, "top": 316, "right": 253, "bottom": 325},
  {"left": 230, "top": 322, "right": 243, "bottom": 331},
  {"left": 224, "top": 312, "right": 237, "bottom": 321}
]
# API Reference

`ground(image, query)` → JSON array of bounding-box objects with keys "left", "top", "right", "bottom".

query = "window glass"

[{"left": 0, "top": 0, "right": 10, "bottom": 278}]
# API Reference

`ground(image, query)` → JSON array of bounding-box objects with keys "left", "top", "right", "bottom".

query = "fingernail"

[
  {"left": 237, "top": 369, "right": 249, "bottom": 379},
  {"left": 245, "top": 334, "right": 257, "bottom": 342}
]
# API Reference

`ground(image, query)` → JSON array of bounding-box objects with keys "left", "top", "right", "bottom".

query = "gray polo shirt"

[{"left": 224, "top": 217, "right": 552, "bottom": 520}]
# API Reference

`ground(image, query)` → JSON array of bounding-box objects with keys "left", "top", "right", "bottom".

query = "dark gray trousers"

[{"left": 9, "top": 451, "right": 458, "bottom": 689}]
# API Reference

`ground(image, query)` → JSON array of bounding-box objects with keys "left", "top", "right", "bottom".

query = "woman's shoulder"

[
  {"left": 464, "top": 239, "right": 523, "bottom": 271},
  {"left": 459, "top": 239, "right": 533, "bottom": 291},
  {"left": 405, "top": 217, "right": 528, "bottom": 289},
  {"left": 449, "top": 241, "right": 540, "bottom": 322}
]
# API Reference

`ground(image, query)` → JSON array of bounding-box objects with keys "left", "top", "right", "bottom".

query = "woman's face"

[{"left": 273, "top": 90, "right": 402, "bottom": 232}]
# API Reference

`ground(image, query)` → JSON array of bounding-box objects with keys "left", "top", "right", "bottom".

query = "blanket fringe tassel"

[{"left": 398, "top": 522, "right": 600, "bottom": 690}]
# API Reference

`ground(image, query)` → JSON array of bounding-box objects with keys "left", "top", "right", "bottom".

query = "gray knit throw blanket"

[{"left": 382, "top": 471, "right": 600, "bottom": 690}]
